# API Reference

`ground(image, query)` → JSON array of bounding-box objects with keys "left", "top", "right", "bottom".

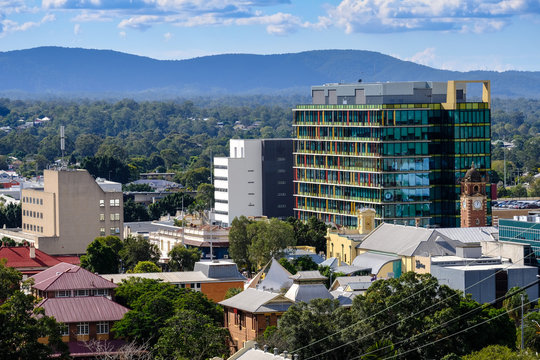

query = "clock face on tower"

[{"left": 473, "top": 200, "right": 482, "bottom": 209}]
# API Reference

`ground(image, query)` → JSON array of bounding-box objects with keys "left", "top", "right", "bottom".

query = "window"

[
  {"left": 190, "top": 283, "right": 201, "bottom": 292},
  {"left": 100, "top": 228, "right": 106, "bottom": 236},
  {"left": 60, "top": 324, "right": 69, "bottom": 336},
  {"left": 114, "top": 199, "right": 120, "bottom": 207},
  {"left": 110, "top": 228, "right": 115, "bottom": 235},
  {"left": 56, "top": 290, "right": 71, "bottom": 297},
  {"left": 115, "top": 213, "right": 120, "bottom": 221},
  {"left": 115, "top": 227, "right": 120, "bottom": 234},
  {"left": 100, "top": 214, "right": 105, "bottom": 221},
  {"left": 97, "top": 322, "right": 109, "bottom": 334},
  {"left": 277, "top": 181, "right": 286, "bottom": 185},
  {"left": 100, "top": 200, "right": 105, "bottom": 207},
  {"left": 40, "top": 199, "right": 43, "bottom": 205},
  {"left": 277, "top": 193, "right": 286, "bottom": 196},
  {"left": 110, "top": 214, "right": 115, "bottom": 221},
  {"left": 277, "top": 169, "right": 286, "bottom": 173},
  {"left": 77, "top": 322, "right": 89, "bottom": 335},
  {"left": 75, "top": 289, "right": 89, "bottom": 297},
  {"left": 95, "top": 289, "right": 109, "bottom": 296},
  {"left": 110, "top": 199, "right": 115, "bottom": 207}
]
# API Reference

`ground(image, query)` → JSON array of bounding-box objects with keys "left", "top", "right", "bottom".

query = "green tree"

[
  {"left": 248, "top": 218, "right": 295, "bottom": 269},
  {"left": 74, "top": 134, "right": 103, "bottom": 158},
  {"left": 528, "top": 177, "right": 540, "bottom": 197},
  {"left": 224, "top": 287, "right": 243, "bottom": 299},
  {"left": 168, "top": 246, "right": 201, "bottom": 272},
  {"left": 80, "top": 155, "right": 133, "bottom": 183},
  {"left": 463, "top": 345, "right": 538, "bottom": 360},
  {"left": 120, "top": 235, "right": 160, "bottom": 271},
  {"left": 287, "top": 216, "right": 328, "bottom": 254},
  {"left": 123, "top": 198, "right": 151, "bottom": 222},
  {"left": 503, "top": 287, "right": 530, "bottom": 327},
  {"left": 153, "top": 309, "right": 228, "bottom": 360},
  {"left": 293, "top": 255, "right": 319, "bottom": 271},
  {"left": 176, "top": 167, "right": 210, "bottom": 190},
  {"left": 0, "top": 258, "right": 22, "bottom": 301},
  {"left": 279, "top": 258, "right": 297, "bottom": 275},
  {"left": 147, "top": 192, "right": 194, "bottom": 220},
  {"left": 80, "top": 236, "right": 123, "bottom": 274},
  {"left": 228, "top": 216, "right": 255, "bottom": 271},
  {"left": 194, "top": 183, "right": 214, "bottom": 209},
  {"left": 131, "top": 261, "right": 161, "bottom": 273},
  {"left": 0, "top": 203, "right": 22, "bottom": 228},
  {"left": 0, "top": 288, "right": 69, "bottom": 359}
]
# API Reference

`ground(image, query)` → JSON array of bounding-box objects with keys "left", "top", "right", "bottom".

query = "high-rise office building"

[
  {"left": 214, "top": 139, "right": 294, "bottom": 227},
  {"left": 293, "top": 80, "right": 492, "bottom": 228}
]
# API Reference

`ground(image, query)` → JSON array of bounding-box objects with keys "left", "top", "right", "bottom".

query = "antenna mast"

[{"left": 60, "top": 126, "right": 65, "bottom": 168}]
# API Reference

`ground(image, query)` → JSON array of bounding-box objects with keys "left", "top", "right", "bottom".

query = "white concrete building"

[{"left": 214, "top": 139, "right": 264, "bottom": 226}]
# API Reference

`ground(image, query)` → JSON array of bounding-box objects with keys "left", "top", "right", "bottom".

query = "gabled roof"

[
  {"left": 435, "top": 227, "right": 498, "bottom": 243},
  {"left": 0, "top": 246, "right": 60, "bottom": 270},
  {"left": 289, "top": 271, "right": 327, "bottom": 282},
  {"left": 37, "top": 296, "right": 129, "bottom": 323},
  {"left": 31, "top": 262, "right": 117, "bottom": 291},
  {"left": 319, "top": 257, "right": 338, "bottom": 269},
  {"left": 356, "top": 223, "right": 465, "bottom": 257},
  {"left": 257, "top": 258, "right": 293, "bottom": 292},
  {"left": 330, "top": 275, "right": 374, "bottom": 291},
  {"left": 284, "top": 283, "right": 332, "bottom": 303},
  {"left": 219, "top": 288, "right": 294, "bottom": 313}
]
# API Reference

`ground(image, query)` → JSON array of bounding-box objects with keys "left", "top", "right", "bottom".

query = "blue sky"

[{"left": 1, "top": 0, "right": 539, "bottom": 71}]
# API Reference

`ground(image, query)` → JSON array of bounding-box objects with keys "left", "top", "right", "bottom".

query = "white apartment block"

[{"left": 214, "top": 139, "right": 264, "bottom": 227}]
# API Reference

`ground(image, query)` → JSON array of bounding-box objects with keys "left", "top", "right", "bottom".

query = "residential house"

[
  {"left": 0, "top": 244, "right": 78, "bottom": 278},
  {"left": 103, "top": 260, "right": 245, "bottom": 302}
]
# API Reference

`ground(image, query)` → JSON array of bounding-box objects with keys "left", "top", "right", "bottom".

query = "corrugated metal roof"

[
  {"left": 219, "top": 288, "right": 294, "bottom": 313},
  {"left": 193, "top": 261, "right": 246, "bottom": 280},
  {"left": 352, "top": 252, "right": 400, "bottom": 275},
  {"left": 284, "top": 283, "right": 333, "bottom": 303},
  {"left": 330, "top": 275, "right": 373, "bottom": 291},
  {"left": 38, "top": 296, "right": 129, "bottom": 323},
  {"left": 435, "top": 227, "right": 498, "bottom": 243},
  {"left": 0, "top": 246, "right": 60, "bottom": 269},
  {"left": 258, "top": 259, "right": 293, "bottom": 292},
  {"left": 31, "top": 263, "right": 118, "bottom": 291},
  {"left": 289, "top": 271, "right": 327, "bottom": 281},
  {"left": 102, "top": 271, "right": 211, "bottom": 284}
]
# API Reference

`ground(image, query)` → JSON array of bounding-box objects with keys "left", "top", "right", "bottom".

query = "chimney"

[{"left": 29, "top": 244, "right": 35, "bottom": 258}]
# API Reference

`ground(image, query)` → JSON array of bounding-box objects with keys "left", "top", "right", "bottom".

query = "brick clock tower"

[{"left": 460, "top": 163, "right": 487, "bottom": 228}]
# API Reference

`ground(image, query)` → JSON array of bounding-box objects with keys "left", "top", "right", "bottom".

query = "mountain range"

[{"left": 0, "top": 47, "right": 539, "bottom": 99}]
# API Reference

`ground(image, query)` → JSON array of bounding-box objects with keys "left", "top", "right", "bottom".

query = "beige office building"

[{"left": 0, "top": 169, "right": 123, "bottom": 255}]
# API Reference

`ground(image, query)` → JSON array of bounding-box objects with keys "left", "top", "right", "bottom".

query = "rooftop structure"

[
  {"left": 0, "top": 244, "right": 62, "bottom": 277},
  {"left": 294, "top": 80, "right": 492, "bottom": 228}
]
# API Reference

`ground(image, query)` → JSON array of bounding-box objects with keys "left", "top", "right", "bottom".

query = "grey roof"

[
  {"left": 132, "top": 179, "right": 182, "bottom": 188},
  {"left": 219, "top": 288, "right": 294, "bottom": 313},
  {"left": 334, "top": 265, "right": 370, "bottom": 275},
  {"left": 356, "top": 223, "right": 469, "bottom": 257},
  {"left": 193, "top": 261, "right": 246, "bottom": 280},
  {"left": 285, "top": 283, "right": 333, "bottom": 303},
  {"left": 330, "top": 275, "right": 374, "bottom": 291},
  {"left": 330, "top": 290, "right": 357, "bottom": 307},
  {"left": 289, "top": 271, "right": 327, "bottom": 282},
  {"left": 284, "top": 249, "right": 325, "bottom": 264},
  {"left": 346, "top": 282, "right": 373, "bottom": 291},
  {"left": 320, "top": 257, "right": 339, "bottom": 269},
  {"left": 435, "top": 227, "right": 498, "bottom": 243},
  {"left": 231, "top": 348, "right": 289, "bottom": 360},
  {"left": 258, "top": 258, "right": 293, "bottom": 292},
  {"left": 351, "top": 252, "right": 400, "bottom": 275},
  {"left": 124, "top": 221, "right": 166, "bottom": 234}
]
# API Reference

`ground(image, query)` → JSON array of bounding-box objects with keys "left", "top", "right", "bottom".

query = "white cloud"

[
  {"left": 320, "top": 0, "right": 540, "bottom": 33},
  {"left": 119, "top": 30, "right": 126, "bottom": 38},
  {"left": 71, "top": 11, "right": 114, "bottom": 22},
  {"left": 408, "top": 47, "right": 437, "bottom": 67},
  {"left": 163, "top": 31, "right": 171, "bottom": 40},
  {"left": 73, "top": 22, "right": 80, "bottom": 34},
  {"left": 118, "top": 15, "right": 160, "bottom": 30},
  {"left": 1, "top": 13, "right": 55, "bottom": 34}
]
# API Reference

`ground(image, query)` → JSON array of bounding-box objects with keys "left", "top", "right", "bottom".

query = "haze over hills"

[{"left": 1, "top": 47, "right": 539, "bottom": 99}]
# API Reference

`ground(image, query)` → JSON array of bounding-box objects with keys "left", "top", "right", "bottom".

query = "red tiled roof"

[
  {"left": 0, "top": 246, "right": 60, "bottom": 269},
  {"left": 30, "top": 262, "right": 118, "bottom": 291},
  {"left": 37, "top": 296, "right": 129, "bottom": 323}
]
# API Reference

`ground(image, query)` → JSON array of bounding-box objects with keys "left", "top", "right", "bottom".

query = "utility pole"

[
  {"left": 504, "top": 146, "right": 507, "bottom": 188},
  {"left": 521, "top": 293, "right": 525, "bottom": 351}
]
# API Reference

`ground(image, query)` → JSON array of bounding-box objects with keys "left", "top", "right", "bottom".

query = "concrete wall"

[
  {"left": 22, "top": 170, "right": 123, "bottom": 255},
  {"left": 431, "top": 266, "right": 496, "bottom": 304}
]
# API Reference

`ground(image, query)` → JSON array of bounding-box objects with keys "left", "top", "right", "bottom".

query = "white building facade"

[{"left": 214, "top": 139, "right": 264, "bottom": 226}]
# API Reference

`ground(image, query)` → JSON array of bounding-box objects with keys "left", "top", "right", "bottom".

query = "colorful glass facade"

[{"left": 293, "top": 102, "right": 491, "bottom": 228}]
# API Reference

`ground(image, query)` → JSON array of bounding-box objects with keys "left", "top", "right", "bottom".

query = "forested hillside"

[
  {"left": 0, "top": 96, "right": 538, "bottom": 190},
  {"left": 1, "top": 47, "right": 540, "bottom": 98}
]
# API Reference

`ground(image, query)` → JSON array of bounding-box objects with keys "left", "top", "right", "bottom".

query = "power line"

[
  {"left": 349, "top": 278, "right": 540, "bottom": 360},
  {"left": 293, "top": 247, "right": 533, "bottom": 356},
  {"left": 380, "top": 296, "right": 540, "bottom": 360}
]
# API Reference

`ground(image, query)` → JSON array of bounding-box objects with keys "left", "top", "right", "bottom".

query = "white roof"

[
  {"left": 219, "top": 288, "right": 294, "bottom": 313},
  {"left": 352, "top": 252, "right": 400, "bottom": 275},
  {"left": 284, "top": 283, "right": 333, "bottom": 303},
  {"left": 103, "top": 271, "right": 216, "bottom": 284},
  {"left": 258, "top": 258, "right": 293, "bottom": 292},
  {"left": 435, "top": 227, "right": 498, "bottom": 243}
]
